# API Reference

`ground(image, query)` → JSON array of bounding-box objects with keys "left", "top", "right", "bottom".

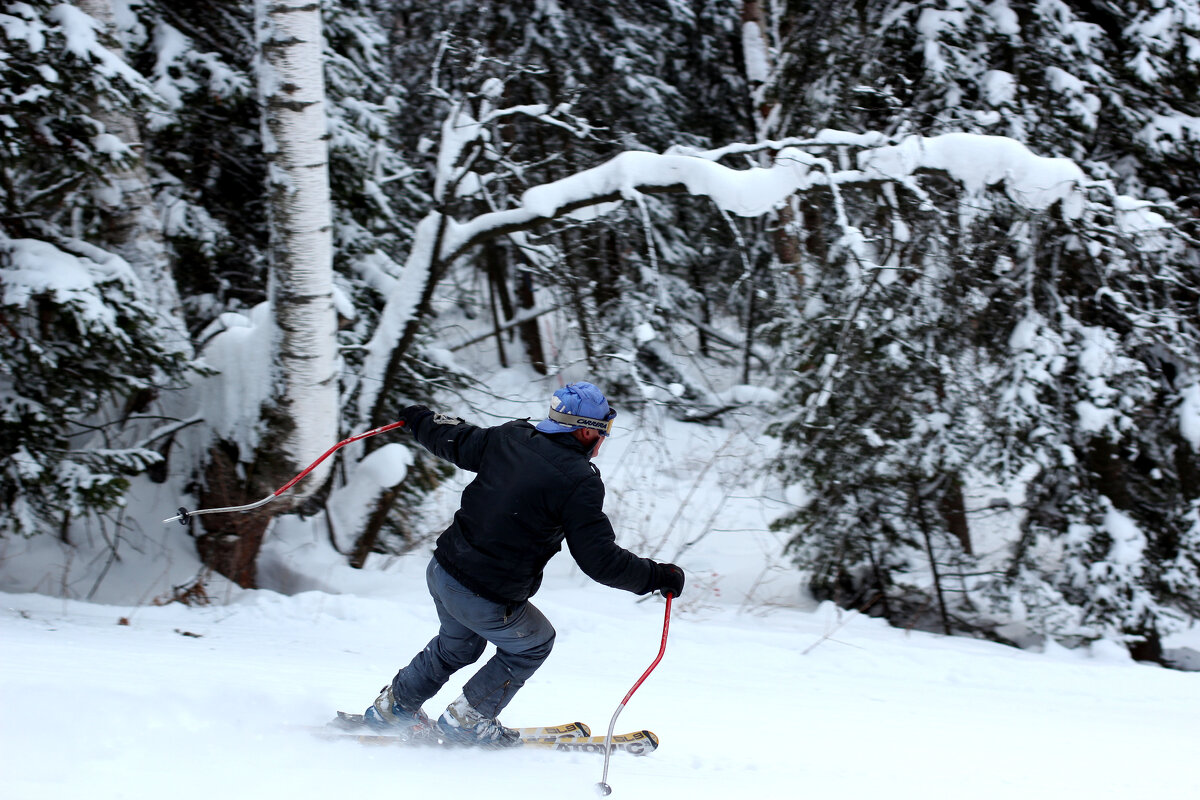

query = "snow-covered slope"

[{"left": 4, "top": 531, "right": 1198, "bottom": 800}]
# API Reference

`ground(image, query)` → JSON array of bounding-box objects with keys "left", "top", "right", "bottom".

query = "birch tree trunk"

[
  {"left": 253, "top": 0, "right": 336, "bottom": 494},
  {"left": 255, "top": 0, "right": 338, "bottom": 487},
  {"left": 196, "top": 0, "right": 337, "bottom": 587}
]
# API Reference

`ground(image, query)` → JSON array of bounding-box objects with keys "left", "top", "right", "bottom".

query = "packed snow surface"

[{"left": 4, "top": 538, "right": 1198, "bottom": 799}]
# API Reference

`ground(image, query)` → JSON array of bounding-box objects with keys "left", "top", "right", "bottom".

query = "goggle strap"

[{"left": 546, "top": 407, "right": 614, "bottom": 435}]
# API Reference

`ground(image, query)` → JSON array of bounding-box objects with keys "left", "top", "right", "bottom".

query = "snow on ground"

[{"left": 4, "top": 532, "right": 1200, "bottom": 800}]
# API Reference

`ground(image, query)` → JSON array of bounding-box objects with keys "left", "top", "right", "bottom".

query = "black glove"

[
  {"left": 647, "top": 562, "right": 685, "bottom": 598},
  {"left": 397, "top": 405, "right": 427, "bottom": 430}
]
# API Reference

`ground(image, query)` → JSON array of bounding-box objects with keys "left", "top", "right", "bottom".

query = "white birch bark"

[{"left": 255, "top": 0, "right": 338, "bottom": 498}]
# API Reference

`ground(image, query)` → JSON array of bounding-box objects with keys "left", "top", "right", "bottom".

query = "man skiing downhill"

[{"left": 364, "top": 382, "right": 686, "bottom": 747}]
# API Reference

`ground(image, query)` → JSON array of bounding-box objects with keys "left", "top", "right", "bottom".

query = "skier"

[{"left": 363, "top": 382, "right": 685, "bottom": 747}]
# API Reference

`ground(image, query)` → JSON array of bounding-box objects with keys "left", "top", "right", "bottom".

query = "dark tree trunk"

[
  {"left": 515, "top": 268, "right": 548, "bottom": 375},
  {"left": 195, "top": 443, "right": 276, "bottom": 588},
  {"left": 913, "top": 479, "right": 952, "bottom": 635},
  {"left": 939, "top": 475, "right": 973, "bottom": 555},
  {"left": 348, "top": 485, "right": 402, "bottom": 569}
]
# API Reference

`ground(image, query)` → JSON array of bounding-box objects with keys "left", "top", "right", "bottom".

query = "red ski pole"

[
  {"left": 596, "top": 592, "right": 673, "bottom": 796},
  {"left": 163, "top": 420, "right": 406, "bottom": 525}
]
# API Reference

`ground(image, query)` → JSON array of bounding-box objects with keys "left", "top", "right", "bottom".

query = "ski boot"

[
  {"left": 362, "top": 684, "right": 434, "bottom": 740},
  {"left": 436, "top": 694, "right": 522, "bottom": 748}
]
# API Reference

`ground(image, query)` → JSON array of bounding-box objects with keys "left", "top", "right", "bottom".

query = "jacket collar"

[{"left": 540, "top": 428, "right": 592, "bottom": 455}]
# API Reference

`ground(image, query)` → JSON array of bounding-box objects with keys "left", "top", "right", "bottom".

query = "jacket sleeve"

[
  {"left": 404, "top": 406, "right": 490, "bottom": 473},
  {"left": 563, "top": 472, "right": 657, "bottom": 594}
]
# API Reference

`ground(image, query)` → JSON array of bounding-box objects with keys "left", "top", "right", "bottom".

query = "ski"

[
  {"left": 521, "top": 729, "right": 659, "bottom": 756},
  {"left": 309, "top": 713, "right": 658, "bottom": 755},
  {"left": 314, "top": 728, "right": 658, "bottom": 756},
  {"left": 331, "top": 711, "right": 590, "bottom": 738},
  {"left": 518, "top": 722, "right": 594, "bottom": 738}
]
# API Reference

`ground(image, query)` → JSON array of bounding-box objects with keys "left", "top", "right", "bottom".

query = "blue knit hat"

[{"left": 535, "top": 382, "right": 615, "bottom": 435}]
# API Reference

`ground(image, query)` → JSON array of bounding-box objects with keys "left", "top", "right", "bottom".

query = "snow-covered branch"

[
  {"left": 438, "top": 148, "right": 825, "bottom": 264},
  {"left": 441, "top": 131, "right": 1172, "bottom": 265},
  {"left": 359, "top": 129, "right": 1180, "bottom": 427}
]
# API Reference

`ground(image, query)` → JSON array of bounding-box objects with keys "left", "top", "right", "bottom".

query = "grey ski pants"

[{"left": 390, "top": 557, "right": 556, "bottom": 718}]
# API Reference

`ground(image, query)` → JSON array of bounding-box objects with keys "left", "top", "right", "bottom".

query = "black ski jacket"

[{"left": 403, "top": 406, "right": 657, "bottom": 605}]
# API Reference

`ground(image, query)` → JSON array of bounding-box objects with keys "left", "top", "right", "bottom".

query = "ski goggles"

[{"left": 546, "top": 406, "right": 617, "bottom": 436}]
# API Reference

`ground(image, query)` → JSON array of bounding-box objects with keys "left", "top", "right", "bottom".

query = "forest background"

[{"left": 2, "top": 0, "right": 1200, "bottom": 666}]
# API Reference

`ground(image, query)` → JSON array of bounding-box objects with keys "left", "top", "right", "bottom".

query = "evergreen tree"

[
  {"left": 764, "top": 0, "right": 1200, "bottom": 653},
  {"left": 1, "top": 1, "right": 189, "bottom": 537}
]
